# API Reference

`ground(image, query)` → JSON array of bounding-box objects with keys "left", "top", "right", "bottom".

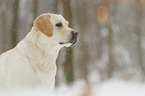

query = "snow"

[
  {"left": 98, "top": 80, "right": 145, "bottom": 96},
  {"left": 1, "top": 80, "right": 145, "bottom": 96}
]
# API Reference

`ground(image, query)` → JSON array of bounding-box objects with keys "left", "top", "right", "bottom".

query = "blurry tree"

[
  {"left": 11, "top": 0, "right": 19, "bottom": 47},
  {"left": 0, "top": 0, "right": 19, "bottom": 52},
  {"left": 61, "top": 0, "right": 74, "bottom": 84},
  {"left": 33, "top": 0, "right": 38, "bottom": 18},
  {"left": 136, "top": 0, "right": 145, "bottom": 80},
  {"left": 96, "top": 1, "right": 115, "bottom": 80},
  {"left": 72, "top": 0, "right": 89, "bottom": 82}
]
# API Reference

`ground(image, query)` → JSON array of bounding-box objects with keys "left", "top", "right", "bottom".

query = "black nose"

[{"left": 72, "top": 30, "right": 79, "bottom": 37}]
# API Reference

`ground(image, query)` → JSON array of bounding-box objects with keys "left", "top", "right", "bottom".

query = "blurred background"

[{"left": 1, "top": 0, "right": 145, "bottom": 95}]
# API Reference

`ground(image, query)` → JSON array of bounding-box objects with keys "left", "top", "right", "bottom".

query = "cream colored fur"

[{"left": 0, "top": 13, "right": 77, "bottom": 91}]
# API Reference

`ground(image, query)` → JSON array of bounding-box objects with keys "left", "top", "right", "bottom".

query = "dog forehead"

[{"left": 50, "top": 14, "right": 68, "bottom": 24}]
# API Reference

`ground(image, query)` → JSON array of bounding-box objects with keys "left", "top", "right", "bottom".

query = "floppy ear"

[{"left": 34, "top": 14, "right": 53, "bottom": 37}]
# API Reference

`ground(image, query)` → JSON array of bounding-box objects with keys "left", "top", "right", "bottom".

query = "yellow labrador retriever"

[{"left": 0, "top": 13, "right": 78, "bottom": 91}]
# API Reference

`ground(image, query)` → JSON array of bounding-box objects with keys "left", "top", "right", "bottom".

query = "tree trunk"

[
  {"left": 136, "top": 3, "right": 145, "bottom": 81},
  {"left": 33, "top": 0, "right": 38, "bottom": 19},
  {"left": 61, "top": 0, "right": 74, "bottom": 84},
  {"left": 11, "top": 0, "right": 19, "bottom": 48},
  {"left": 1, "top": 0, "right": 8, "bottom": 52}
]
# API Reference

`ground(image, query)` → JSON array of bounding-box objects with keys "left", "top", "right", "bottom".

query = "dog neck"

[{"left": 16, "top": 27, "right": 62, "bottom": 72}]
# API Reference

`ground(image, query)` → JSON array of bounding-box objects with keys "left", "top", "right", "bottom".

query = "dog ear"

[{"left": 34, "top": 14, "right": 53, "bottom": 37}]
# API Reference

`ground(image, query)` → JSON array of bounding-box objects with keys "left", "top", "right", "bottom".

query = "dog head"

[{"left": 34, "top": 13, "right": 79, "bottom": 47}]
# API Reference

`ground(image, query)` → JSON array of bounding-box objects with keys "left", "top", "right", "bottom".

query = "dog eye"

[{"left": 55, "top": 23, "right": 63, "bottom": 27}]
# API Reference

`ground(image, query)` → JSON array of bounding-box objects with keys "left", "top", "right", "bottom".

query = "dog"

[{"left": 0, "top": 13, "right": 79, "bottom": 91}]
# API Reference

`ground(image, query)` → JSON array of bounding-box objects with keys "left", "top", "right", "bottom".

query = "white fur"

[{"left": 0, "top": 13, "right": 75, "bottom": 91}]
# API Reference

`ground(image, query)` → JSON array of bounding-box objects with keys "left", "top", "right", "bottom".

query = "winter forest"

[{"left": 1, "top": 0, "right": 145, "bottom": 96}]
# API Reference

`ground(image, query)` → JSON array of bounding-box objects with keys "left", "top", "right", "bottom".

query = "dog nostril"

[
  {"left": 74, "top": 32, "right": 78, "bottom": 35},
  {"left": 72, "top": 31, "right": 79, "bottom": 36}
]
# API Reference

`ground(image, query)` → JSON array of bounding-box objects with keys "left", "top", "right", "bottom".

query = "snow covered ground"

[
  {"left": 52, "top": 80, "right": 145, "bottom": 96},
  {"left": 1, "top": 80, "right": 145, "bottom": 96},
  {"left": 97, "top": 80, "right": 145, "bottom": 96}
]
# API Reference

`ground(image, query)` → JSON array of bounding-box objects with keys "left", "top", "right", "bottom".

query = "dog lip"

[
  {"left": 70, "top": 38, "right": 77, "bottom": 45},
  {"left": 59, "top": 37, "right": 77, "bottom": 45}
]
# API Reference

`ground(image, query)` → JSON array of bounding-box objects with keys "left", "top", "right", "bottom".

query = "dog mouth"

[{"left": 59, "top": 37, "right": 78, "bottom": 45}]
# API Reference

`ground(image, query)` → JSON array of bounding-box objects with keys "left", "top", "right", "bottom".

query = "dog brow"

[
  {"left": 64, "top": 21, "right": 69, "bottom": 26},
  {"left": 66, "top": 21, "right": 69, "bottom": 25}
]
